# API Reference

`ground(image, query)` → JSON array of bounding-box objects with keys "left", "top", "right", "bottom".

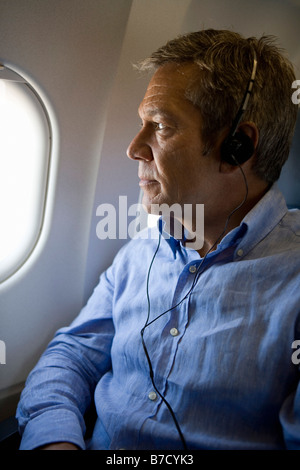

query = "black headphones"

[{"left": 220, "top": 51, "right": 258, "bottom": 166}]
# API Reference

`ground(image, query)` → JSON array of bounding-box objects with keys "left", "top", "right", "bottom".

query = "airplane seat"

[{"left": 0, "top": 416, "right": 20, "bottom": 450}]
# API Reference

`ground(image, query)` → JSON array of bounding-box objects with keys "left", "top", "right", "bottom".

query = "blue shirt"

[{"left": 17, "top": 184, "right": 300, "bottom": 450}]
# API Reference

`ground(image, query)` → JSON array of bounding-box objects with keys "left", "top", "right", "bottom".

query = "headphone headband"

[
  {"left": 229, "top": 51, "right": 258, "bottom": 138},
  {"left": 221, "top": 51, "right": 258, "bottom": 166}
]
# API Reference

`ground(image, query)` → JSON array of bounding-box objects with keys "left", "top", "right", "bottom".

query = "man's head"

[
  {"left": 133, "top": 29, "right": 298, "bottom": 184},
  {"left": 127, "top": 29, "right": 298, "bottom": 246}
]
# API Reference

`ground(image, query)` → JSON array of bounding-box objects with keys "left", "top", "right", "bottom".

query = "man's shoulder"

[
  {"left": 281, "top": 207, "right": 300, "bottom": 239},
  {"left": 272, "top": 207, "right": 300, "bottom": 264}
]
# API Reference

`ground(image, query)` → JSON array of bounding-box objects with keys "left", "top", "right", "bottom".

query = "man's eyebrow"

[{"left": 138, "top": 106, "right": 177, "bottom": 121}]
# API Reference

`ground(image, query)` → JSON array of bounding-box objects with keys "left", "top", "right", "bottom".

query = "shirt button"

[
  {"left": 148, "top": 391, "right": 157, "bottom": 401},
  {"left": 170, "top": 327, "right": 179, "bottom": 337},
  {"left": 189, "top": 265, "right": 197, "bottom": 273},
  {"left": 237, "top": 249, "right": 244, "bottom": 257}
]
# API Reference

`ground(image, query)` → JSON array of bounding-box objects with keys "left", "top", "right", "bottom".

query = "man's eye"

[{"left": 155, "top": 122, "right": 167, "bottom": 131}]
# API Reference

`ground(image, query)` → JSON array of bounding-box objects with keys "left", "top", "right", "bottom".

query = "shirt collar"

[
  {"left": 157, "top": 217, "right": 182, "bottom": 257},
  {"left": 157, "top": 183, "right": 288, "bottom": 259},
  {"left": 235, "top": 183, "right": 288, "bottom": 258}
]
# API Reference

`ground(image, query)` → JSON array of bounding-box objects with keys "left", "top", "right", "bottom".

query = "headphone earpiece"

[{"left": 220, "top": 131, "right": 255, "bottom": 166}]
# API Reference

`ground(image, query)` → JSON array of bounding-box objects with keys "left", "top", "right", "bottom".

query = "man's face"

[{"left": 127, "top": 63, "right": 219, "bottom": 214}]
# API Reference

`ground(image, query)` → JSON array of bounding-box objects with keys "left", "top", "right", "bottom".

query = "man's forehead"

[
  {"left": 139, "top": 63, "right": 196, "bottom": 116},
  {"left": 146, "top": 62, "right": 195, "bottom": 93}
]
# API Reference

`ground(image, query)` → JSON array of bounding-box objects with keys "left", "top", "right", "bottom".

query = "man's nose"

[{"left": 126, "top": 129, "right": 153, "bottom": 162}]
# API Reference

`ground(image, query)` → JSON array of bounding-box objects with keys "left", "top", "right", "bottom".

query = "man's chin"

[
  {"left": 142, "top": 198, "right": 182, "bottom": 218},
  {"left": 141, "top": 192, "right": 163, "bottom": 215}
]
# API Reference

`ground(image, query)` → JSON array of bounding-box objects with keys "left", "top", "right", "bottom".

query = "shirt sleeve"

[{"left": 16, "top": 264, "right": 116, "bottom": 450}]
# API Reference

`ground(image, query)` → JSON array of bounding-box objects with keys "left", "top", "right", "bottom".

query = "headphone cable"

[
  {"left": 141, "top": 230, "right": 188, "bottom": 450},
  {"left": 140, "top": 161, "right": 248, "bottom": 450}
]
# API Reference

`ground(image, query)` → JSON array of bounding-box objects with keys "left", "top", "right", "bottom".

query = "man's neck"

[{"left": 190, "top": 182, "right": 270, "bottom": 258}]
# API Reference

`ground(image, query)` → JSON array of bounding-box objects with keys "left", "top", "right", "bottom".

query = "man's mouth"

[{"left": 138, "top": 178, "right": 158, "bottom": 187}]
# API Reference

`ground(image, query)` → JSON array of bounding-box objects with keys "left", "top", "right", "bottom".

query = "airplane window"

[{"left": 0, "top": 65, "right": 51, "bottom": 283}]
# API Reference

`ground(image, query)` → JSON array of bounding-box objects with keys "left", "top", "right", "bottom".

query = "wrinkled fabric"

[{"left": 17, "top": 184, "right": 300, "bottom": 450}]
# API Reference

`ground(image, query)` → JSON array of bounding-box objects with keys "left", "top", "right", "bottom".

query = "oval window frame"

[{"left": 0, "top": 63, "right": 52, "bottom": 283}]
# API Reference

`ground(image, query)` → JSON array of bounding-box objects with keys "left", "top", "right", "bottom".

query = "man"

[{"left": 17, "top": 29, "right": 300, "bottom": 450}]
